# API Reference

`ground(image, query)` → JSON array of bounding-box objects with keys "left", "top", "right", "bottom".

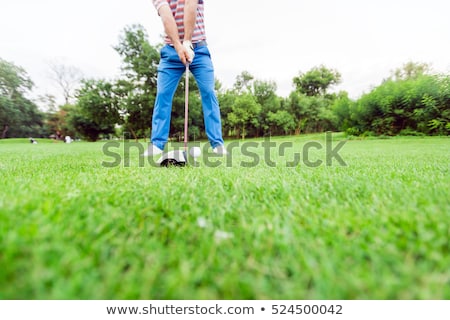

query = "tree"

[
  {"left": 74, "top": 79, "right": 119, "bottom": 141},
  {"left": 113, "top": 24, "right": 160, "bottom": 139},
  {"left": 0, "top": 58, "right": 33, "bottom": 98},
  {"left": 285, "top": 91, "right": 309, "bottom": 134},
  {"left": 218, "top": 89, "right": 237, "bottom": 137},
  {"left": 44, "top": 104, "right": 77, "bottom": 139},
  {"left": 68, "top": 109, "right": 110, "bottom": 142},
  {"left": 288, "top": 66, "right": 342, "bottom": 134},
  {"left": 0, "top": 58, "right": 43, "bottom": 138},
  {"left": 267, "top": 110, "right": 295, "bottom": 135},
  {"left": 48, "top": 60, "right": 83, "bottom": 105},
  {"left": 36, "top": 94, "right": 58, "bottom": 112},
  {"left": 114, "top": 25, "right": 159, "bottom": 86},
  {"left": 391, "top": 61, "right": 431, "bottom": 81},
  {"left": 253, "top": 79, "right": 280, "bottom": 136},
  {"left": 0, "top": 95, "right": 15, "bottom": 138},
  {"left": 293, "top": 65, "right": 341, "bottom": 96},
  {"left": 227, "top": 93, "right": 261, "bottom": 139},
  {"left": 233, "top": 71, "right": 254, "bottom": 94},
  {"left": 331, "top": 92, "right": 353, "bottom": 131}
]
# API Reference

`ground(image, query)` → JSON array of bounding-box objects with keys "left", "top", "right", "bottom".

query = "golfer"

[{"left": 144, "top": 0, "right": 227, "bottom": 156}]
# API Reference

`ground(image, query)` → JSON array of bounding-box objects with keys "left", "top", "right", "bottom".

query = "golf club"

[
  {"left": 184, "top": 62, "right": 189, "bottom": 154},
  {"left": 158, "top": 63, "right": 190, "bottom": 167}
]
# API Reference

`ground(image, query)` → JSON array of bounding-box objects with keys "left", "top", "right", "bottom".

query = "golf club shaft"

[{"left": 184, "top": 63, "right": 189, "bottom": 151}]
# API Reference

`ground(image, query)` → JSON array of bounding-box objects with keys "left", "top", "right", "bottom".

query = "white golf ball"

[{"left": 190, "top": 146, "right": 202, "bottom": 158}]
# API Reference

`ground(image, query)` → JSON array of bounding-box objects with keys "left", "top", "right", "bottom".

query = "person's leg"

[
  {"left": 151, "top": 45, "right": 185, "bottom": 150},
  {"left": 190, "top": 46, "right": 224, "bottom": 149}
]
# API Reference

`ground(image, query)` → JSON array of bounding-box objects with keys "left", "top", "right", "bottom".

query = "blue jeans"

[{"left": 151, "top": 44, "right": 224, "bottom": 150}]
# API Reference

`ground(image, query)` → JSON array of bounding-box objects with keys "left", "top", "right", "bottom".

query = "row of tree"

[{"left": 1, "top": 25, "right": 449, "bottom": 141}]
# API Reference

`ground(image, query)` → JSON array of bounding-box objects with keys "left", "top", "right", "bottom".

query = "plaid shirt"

[{"left": 152, "top": 0, "right": 206, "bottom": 44}]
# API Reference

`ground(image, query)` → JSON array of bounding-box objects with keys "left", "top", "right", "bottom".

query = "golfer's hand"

[
  {"left": 183, "top": 40, "right": 195, "bottom": 63},
  {"left": 174, "top": 42, "right": 192, "bottom": 65}
]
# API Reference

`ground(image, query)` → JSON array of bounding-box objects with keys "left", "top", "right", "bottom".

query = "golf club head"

[{"left": 157, "top": 150, "right": 187, "bottom": 167}]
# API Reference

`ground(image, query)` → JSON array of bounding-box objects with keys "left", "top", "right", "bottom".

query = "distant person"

[
  {"left": 143, "top": 0, "right": 227, "bottom": 156},
  {"left": 55, "top": 130, "right": 62, "bottom": 140}
]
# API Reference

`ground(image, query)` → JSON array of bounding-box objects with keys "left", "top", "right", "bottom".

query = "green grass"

[{"left": 0, "top": 135, "right": 449, "bottom": 299}]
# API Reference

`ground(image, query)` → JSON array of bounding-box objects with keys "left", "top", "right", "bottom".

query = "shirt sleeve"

[{"left": 152, "top": 0, "right": 169, "bottom": 11}]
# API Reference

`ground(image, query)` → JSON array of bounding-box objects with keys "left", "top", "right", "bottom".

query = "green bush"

[
  {"left": 399, "top": 128, "right": 426, "bottom": 136},
  {"left": 350, "top": 74, "right": 450, "bottom": 136},
  {"left": 345, "top": 127, "right": 361, "bottom": 137}
]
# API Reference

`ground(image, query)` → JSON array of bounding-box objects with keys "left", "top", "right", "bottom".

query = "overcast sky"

[{"left": 1, "top": 0, "right": 450, "bottom": 106}]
